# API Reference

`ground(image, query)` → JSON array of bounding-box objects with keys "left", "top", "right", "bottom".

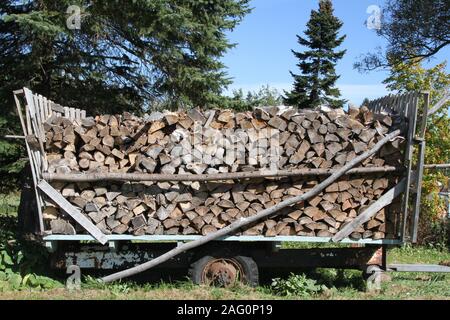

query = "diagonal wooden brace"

[
  {"left": 332, "top": 177, "right": 407, "bottom": 242},
  {"left": 38, "top": 180, "right": 108, "bottom": 245}
]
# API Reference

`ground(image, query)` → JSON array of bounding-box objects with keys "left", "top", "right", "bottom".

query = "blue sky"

[{"left": 222, "top": 0, "right": 450, "bottom": 105}]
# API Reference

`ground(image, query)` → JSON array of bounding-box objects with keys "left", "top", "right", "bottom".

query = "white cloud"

[{"left": 225, "top": 83, "right": 390, "bottom": 106}]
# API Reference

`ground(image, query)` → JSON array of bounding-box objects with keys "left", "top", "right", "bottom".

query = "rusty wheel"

[
  {"left": 189, "top": 256, "right": 259, "bottom": 287},
  {"left": 201, "top": 258, "right": 244, "bottom": 287}
]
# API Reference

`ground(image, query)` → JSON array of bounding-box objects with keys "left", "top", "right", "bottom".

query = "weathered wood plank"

[
  {"left": 38, "top": 180, "right": 108, "bottom": 244},
  {"left": 43, "top": 166, "right": 403, "bottom": 183}
]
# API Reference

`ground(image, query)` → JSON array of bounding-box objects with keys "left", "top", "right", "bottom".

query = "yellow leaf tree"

[{"left": 384, "top": 60, "right": 450, "bottom": 244}]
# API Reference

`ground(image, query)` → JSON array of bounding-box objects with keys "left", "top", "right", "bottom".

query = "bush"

[
  {"left": 271, "top": 273, "right": 327, "bottom": 297},
  {"left": 0, "top": 196, "right": 62, "bottom": 291},
  {"left": 0, "top": 241, "right": 62, "bottom": 291}
]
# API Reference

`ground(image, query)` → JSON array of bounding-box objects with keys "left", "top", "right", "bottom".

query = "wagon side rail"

[
  {"left": 367, "top": 91, "right": 429, "bottom": 243},
  {"left": 12, "top": 88, "right": 108, "bottom": 243}
]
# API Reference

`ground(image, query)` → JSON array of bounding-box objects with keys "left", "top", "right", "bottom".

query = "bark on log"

[
  {"left": 331, "top": 177, "right": 406, "bottom": 242},
  {"left": 43, "top": 166, "right": 403, "bottom": 182},
  {"left": 101, "top": 129, "right": 402, "bottom": 283}
]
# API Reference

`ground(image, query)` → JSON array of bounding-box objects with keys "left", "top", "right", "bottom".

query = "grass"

[{"left": 0, "top": 193, "right": 449, "bottom": 300}]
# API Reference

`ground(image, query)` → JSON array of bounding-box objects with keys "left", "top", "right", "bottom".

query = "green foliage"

[
  {"left": 384, "top": 60, "right": 449, "bottom": 244},
  {"left": 0, "top": 117, "right": 27, "bottom": 193},
  {"left": 225, "top": 85, "right": 283, "bottom": 111},
  {"left": 284, "top": 0, "right": 346, "bottom": 109},
  {"left": 1, "top": 0, "right": 251, "bottom": 111},
  {"left": 151, "top": 85, "right": 283, "bottom": 112},
  {"left": 389, "top": 244, "right": 450, "bottom": 264},
  {"left": 82, "top": 275, "right": 133, "bottom": 296},
  {"left": 0, "top": 0, "right": 251, "bottom": 192},
  {"left": 0, "top": 240, "right": 62, "bottom": 291},
  {"left": 0, "top": 196, "right": 62, "bottom": 291},
  {"left": 361, "top": 98, "right": 371, "bottom": 107},
  {"left": 271, "top": 273, "right": 327, "bottom": 297},
  {"left": 355, "top": 0, "right": 449, "bottom": 71}
]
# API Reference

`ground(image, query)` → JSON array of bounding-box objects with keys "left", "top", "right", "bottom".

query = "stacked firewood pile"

[{"left": 42, "top": 106, "right": 405, "bottom": 239}]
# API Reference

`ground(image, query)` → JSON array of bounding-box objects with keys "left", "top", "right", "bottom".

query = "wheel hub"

[{"left": 202, "top": 258, "right": 243, "bottom": 287}]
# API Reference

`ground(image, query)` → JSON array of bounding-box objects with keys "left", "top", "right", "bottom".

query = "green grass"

[{"left": 0, "top": 193, "right": 449, "bottom": 300}]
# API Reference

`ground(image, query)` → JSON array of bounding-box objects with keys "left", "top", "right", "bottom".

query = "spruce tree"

[
  {"left": 284, "top": 0, "right": 346, "bottom": 109},
  {"left": 0, "top": 0, "right": 250, "bottom": 191}
]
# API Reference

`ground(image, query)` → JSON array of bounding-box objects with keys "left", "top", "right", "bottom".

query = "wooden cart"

[{"left": 13, "top": 87, "right": 449, "bottom": 287}]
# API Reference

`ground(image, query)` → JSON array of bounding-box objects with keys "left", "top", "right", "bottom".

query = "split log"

[
  {"left": 100, "top": 129, "right": 402, "bottom": 283},
  {"left": 332, "top": 177, "right": 406, "bottom": 242}
]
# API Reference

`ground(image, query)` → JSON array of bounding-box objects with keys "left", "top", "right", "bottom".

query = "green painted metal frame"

[{"left": 43, "top": 234, "right": 402, "bottom": 245}]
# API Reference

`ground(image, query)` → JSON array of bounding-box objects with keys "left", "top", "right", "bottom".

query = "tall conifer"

[{"left": 284, "top": 0, "right": 346, "bottom": 108}]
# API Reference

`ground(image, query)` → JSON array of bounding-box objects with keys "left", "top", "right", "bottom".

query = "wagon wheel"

[{"left": 189, "top": 256, "right": 259, "bottom": 287}]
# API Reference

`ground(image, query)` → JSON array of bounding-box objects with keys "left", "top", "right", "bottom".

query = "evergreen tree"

[
  {"left": 284, "top": 0, "right": 346, "bottom": 109},
  {"left": 361, "top": 98, "right": 371, "bottom": 107},
  {"left": 0, "top": 0, "right": 250, "bottom": 191}
]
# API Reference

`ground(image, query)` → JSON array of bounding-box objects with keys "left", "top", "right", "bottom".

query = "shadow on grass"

[
  {"left": 0, "top": 215, "right": 17, "bottom": 244},
  {"left": 258, "top": 267, "right": 365, "bottom": 291},
  {"left": 0, "top": 209, "right": 67, "bottom": 288}
]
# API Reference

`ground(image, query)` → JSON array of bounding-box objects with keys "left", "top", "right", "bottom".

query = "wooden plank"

[
  {"left": 14, "top": 90, "right": 45, "bottom": 233},
  {"left": 44, "top": 96, "right": 52, "bottom": 119},
  {"left": 81, "top": 110, "right": 87, "bottom": 119},
  {"left": 38, "top": 180, "right": 108, "bottom": 245},
  {"left": 36, "top": 95, "right": 47, "bottom": 147},
  {"left": 75, "top": 109, "right": 81, "bottom": 121},
  {"left": 332, "top": 178, "right": 407, "bottom": 242},
  {"left": 23, "top": 89, "right": 46, "bottom": 167},
  {"left": 25, "top": 89, "right": 39, "bottom": 133},
  {"left": 34, "top": 94, "right": 45, "bottom": 140},
  {"left": 64, "top": 106, "right": 70, "bottom": 119},
  {"left": 69, "top": 107, "right": 76, "bottom": 121},
  {"left": 428, "top": 89, "right": 449, "bottom": 116},
  {"left": 417, "top": 92, "right": 429, "bottom": 139},
  {"left": 388, "top": 264, "right": 450, "bottom": 273},
  {"left": 40, "top": 95, "right": 47, "bottom": 120},
  {"left": 410, "top": 93, "right": 430, "bottom": 243},
  {"left": 411, "top": 141, "right": 426, "bottom": 243},
  {"left": 24, "top": 94, "right": 33, "bottom": 134},
  {"left": 400, "top": 93, "right": 419, "bottom": 241},
  {"left": 38, "top": 95, "right": 46, "bottom": 125},
  {"left": 424, "top": 164, "right": 450, "bottom": 170},
  {"left": 33, "top": 94, "right": 41, "bottom": 126},
  {"left": 42, "top": 234, "right": 402, "bottom": 245},
  {"left": 51, "top": 103, "right": 65, "bottom": 114}
]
